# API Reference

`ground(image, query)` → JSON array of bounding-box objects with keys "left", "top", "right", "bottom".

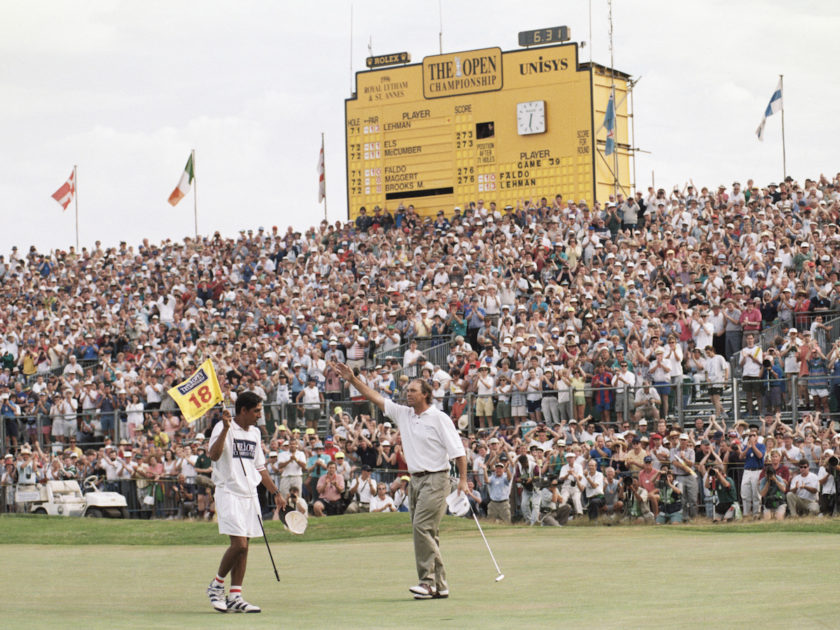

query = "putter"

[
  {"left": 469, "top": 502, "right": 505, "bottom": 582},
  {"left": 235, "top": 448, "right": 281, "bottom": 582}
]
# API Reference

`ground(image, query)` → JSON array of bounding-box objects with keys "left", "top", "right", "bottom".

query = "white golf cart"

[{"left": 27, "top": 476, "right": 129, "bottom": 518}]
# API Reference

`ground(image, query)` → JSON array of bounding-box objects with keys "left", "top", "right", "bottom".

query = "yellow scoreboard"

[{"left": 345, "top": 42, "right": 631, "bottom": 220}]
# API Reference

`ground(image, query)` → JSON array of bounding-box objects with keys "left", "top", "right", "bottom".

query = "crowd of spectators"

[{"left": 2, "top": 173, "right": 840, "bottom": 523}]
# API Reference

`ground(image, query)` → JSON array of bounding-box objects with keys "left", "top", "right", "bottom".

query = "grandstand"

[{"left": 2, "top": 173, "right": 840, "bottom": 524}]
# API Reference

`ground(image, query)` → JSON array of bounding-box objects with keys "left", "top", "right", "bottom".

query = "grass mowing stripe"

[{"left": 2, "top": 513, "right": 839, "bottom": 546}]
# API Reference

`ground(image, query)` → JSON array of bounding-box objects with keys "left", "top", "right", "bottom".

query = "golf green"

[{"left": 3, "top": 515, "right": 839, "bottom": 629}]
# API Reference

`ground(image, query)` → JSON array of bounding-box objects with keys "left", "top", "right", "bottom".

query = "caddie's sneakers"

[
  {"left": 434, "top": 587, "right": 450, "bottom": 599},
  {"left": 206, "top": 582, "right": 227, "bottom": 613},
  {"left": 226, "top": 595, "right": 261, "bottom": 613},
  {"left": 409, "top": 583, "right": 436, "bottom": 599}
]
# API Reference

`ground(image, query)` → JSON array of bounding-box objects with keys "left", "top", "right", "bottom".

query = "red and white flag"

[
  {"left": 51, "top": 169, "right": 75, "bottom": 211},
  {"left": 317, "top": 139, "right": 326, "bottom": 202},
  {"left": 168, "top": 153, "right": 194, "bottom": 206}
]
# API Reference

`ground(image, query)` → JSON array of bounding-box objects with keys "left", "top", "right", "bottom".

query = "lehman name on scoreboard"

[{"left": 345, "top": 41, "right": 631, "bottom": 221}]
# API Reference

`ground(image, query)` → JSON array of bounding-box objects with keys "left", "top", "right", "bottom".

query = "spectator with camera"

[
  {"left": 345, "top": 464, "right": 376, "bottom": 514},
  {"left": 786, "top": 459, "right": 820, "bottom": 517},
  {"left": 533, "top": 474, "right": 572, "bottom": 526},
  {"left": 759, "top": 453, "right": 789, "bottom": 520},
  {"left": 274, "top": 485, "right": 307, "bottom": 522},
  {"left": 623, "top": 474, "right": 654, "bottom": 524},
  {"left": 705, "top": 464, "right": 738, "bottom": 521},
  {"left": 652, "top": 464, "right": 683, "bottom": 524}
]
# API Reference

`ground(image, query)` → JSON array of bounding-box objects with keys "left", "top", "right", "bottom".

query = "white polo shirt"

[
  {"left": 209, "top": 420, "right": 266, "bottom": 497},
  {"left": 384, "top": 399, "right": 465, "bottom": 474}
]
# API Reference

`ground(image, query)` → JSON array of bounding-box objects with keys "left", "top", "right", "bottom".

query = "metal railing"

[
  {"left": 374, "top": 335, "right": 453, "bottom": 366},
  {"left": 2, "top": 372, "right": 839, "bottom": 454}
]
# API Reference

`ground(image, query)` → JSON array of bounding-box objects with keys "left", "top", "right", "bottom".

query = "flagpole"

[
  {"left": 321, "top": 133, "right": 328, "bottom": 221},
  {"left": 192, "top": 149, "right": 198, "bottom": 239},
  {"left": 779, "top": 74, "right": 787, "bottom": 180},
  {"left": 74, "top": 164, "right": 79, "bottom": 251},
  {"left": 608, "top": 0, "right": 618, "bottom": 197}
]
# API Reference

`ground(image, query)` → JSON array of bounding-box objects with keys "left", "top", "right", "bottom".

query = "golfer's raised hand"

[
  {"left": 331, "top": 361, "right": 354, "bottom": 381},
  {"left": 221, "top": 408, "right": 232, "bottom": 431}
]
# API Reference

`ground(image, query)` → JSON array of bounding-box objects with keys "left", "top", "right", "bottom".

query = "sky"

[{"left": 2, "top": 0, "right": 838, "bottom": 255}]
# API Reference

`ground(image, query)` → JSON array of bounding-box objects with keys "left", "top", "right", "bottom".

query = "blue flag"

[
  {"left": 604, "top": 88, "right": 616, "bottom": 156},
  {"left": 756, "top": 79, "right": 783, "bottom": 142}
]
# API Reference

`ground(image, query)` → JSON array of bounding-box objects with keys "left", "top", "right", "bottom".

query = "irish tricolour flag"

[{"left": 168, "top": 154, "right": 194, "bottom": 206}]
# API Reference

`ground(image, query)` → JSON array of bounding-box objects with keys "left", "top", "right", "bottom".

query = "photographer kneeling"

[
  {"left": 759, "top": 461, "right": 788, "bottom": 520},
  {"left": 535, "top": 475, "right": 572, "bottom": 527},
  {"left": 274, "top": 485, "right": 307, "bottom": 521},
  {"left": 706, "top": 464, "right": 738, "bottom": 521}
]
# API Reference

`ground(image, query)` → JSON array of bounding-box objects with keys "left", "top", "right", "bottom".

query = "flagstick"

[
  {"left": 779, "top": 74, "right": 787, "bottom": 180},
  {"left": 321, "top": 132, "right": 328, "bottom": 221},
  {"left": 608, "top": 0, "right": 618, "bottom": 198},
  {"left": 74, "top": 164, "right": 79, "bottom": 251},
  {"left": 192, "top": 149, "right": 198, "bottom": 239}
]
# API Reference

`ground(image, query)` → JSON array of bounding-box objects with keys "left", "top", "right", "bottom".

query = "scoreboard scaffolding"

[{"left": 345, "top": 41, "right": 631, "bottom": 220}]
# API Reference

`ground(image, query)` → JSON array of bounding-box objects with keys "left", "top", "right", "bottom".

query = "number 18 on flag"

[{"left": 168, "top": 359, "right": 223, "bottom": 423}]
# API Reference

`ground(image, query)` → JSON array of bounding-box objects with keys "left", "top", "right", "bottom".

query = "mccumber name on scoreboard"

[{"left": 384, "top": 140, "right": 422, "bottom": 157}]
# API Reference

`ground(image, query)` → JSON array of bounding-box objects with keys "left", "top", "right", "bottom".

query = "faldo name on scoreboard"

[{"left": 345, "top": 37, "right": 631, "bottom": 221}]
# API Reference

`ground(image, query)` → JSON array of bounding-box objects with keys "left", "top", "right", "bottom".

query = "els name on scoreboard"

[{"left": 345, "top": 41, "right": 629, "bottom": 220}]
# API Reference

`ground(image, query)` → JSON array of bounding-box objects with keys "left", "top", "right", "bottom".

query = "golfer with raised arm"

[
  {"left": 333, "top": 362, "right": 467, "bottom": 600},
  {"left": 206, "top": 392, "right": 284, "bottom": 613}
]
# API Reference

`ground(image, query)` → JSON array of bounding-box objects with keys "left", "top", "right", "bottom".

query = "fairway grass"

[{"left": 3, "top": 515, "right": 840, "bottom": 629}]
